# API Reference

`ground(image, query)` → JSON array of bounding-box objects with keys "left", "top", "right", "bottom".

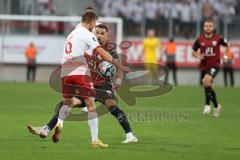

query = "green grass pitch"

[{"left": 0, "top": 82, "right": 240, "bottom": 160}]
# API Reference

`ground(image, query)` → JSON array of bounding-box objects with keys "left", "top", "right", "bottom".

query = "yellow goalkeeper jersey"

[{"left": 143, "top": 37, "right": 160, "bottom": 63}]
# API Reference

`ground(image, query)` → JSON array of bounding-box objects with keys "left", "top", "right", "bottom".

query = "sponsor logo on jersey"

[{"left": 212, "top": 41, "right": 217, "bottom": 46}]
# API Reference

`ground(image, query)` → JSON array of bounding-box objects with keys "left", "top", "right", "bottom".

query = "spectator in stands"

[
  {"left": 102, "top": 0, "right": 119, "bottom": 17},
  {"left": 131, "top": 0, "right": 143, "bottom": 35},
  {"left": 178, "top": 0, "right": 192, "bottom": 38},
  {"left": 156, "top": 0, "right": 170, "bottom": 36},
  {"left": 202, "top": 0, "right": 216, "bottom": 20},
  {"left": 25, "top": 42, "right": 37, "bottom": 82},
  {"left": 237, "top": 0, "right": 240, "bottom": 15},
  {"left": 117, "top": 0, "right": 133, "bottom": 35},
  {"left": 145, "top": 0, "right": 157, "bottom": 31},
  {"left": 38, "top": 0, "right": 56, "bottom": 34},
  {"left": 170, "top": 1, "right": 181, "bottom": 36},
  {"left": 225, "top": 0, "right": 236, "bottom": 23},
  {"left": 164, "top": 38, "right": 178, "bottom": 85}
]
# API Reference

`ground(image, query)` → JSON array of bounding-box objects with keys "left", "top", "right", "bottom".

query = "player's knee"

[
  {"left": 202, "top": 77, "right": 211, "bottom": 87},
  {"left": 105, "top": 99, "right": 117, "bottom": 107},
  {"left": 71, "top": 97, "right": 82, "bottom": 108},
  {"left": 84, "top": 97, "right": 96, "bottom": 111},
  {"left": 63, "top": 99, "right": 73, "bottom": 106}
]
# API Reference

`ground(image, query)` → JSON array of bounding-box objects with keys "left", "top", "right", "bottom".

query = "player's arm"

[
  {"left": 87, "top": 34, "right": 129, "bottom": 72},
  {"left": 112, "top": 50, "right": 123, "bottom": 80},
  {"left": 220, "top": 36, "right": 231, "bottom": 61},
  {"left": 111, "top": 50, "right": 123, "bottom": 89},
  {"left": 192, "top": 39, "right": 203, "bottom": 59},
  {"left": 95, "top": 47, "right": 129, "bottom": 72}
]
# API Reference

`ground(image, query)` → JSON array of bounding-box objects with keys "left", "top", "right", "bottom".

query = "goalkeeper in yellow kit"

[{"left": 143, "top": 29, "right": 161, "bottom": 79}]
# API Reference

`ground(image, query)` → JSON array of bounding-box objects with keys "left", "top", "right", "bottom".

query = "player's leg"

[
  {"left": 172, "top": 63, "right": 178, "bottom": 85},
  {"left": 46, "top": 76, "right": 77, "bottom": 139},
  {"left": 51, "top": 97, "right": 83, "bottom": 143},
  {"left": 77, "top": 76, "right": 108, "bottom": 148},
  {"left": 229, "top": 67, "right": 234, "bottom": 87},
  {"left": 95, "top": 85, "right": 138, "bottom": 143},
  {"left": 202, "top": 70, "right": 221, "bottom": 117},
  {"left": 201, "top": 70, "right": 211, "bottom": 114},
  {"left": 105, "top": 99, "right": 138, "bottom": 143},
  {"left": 27, "top": 98, "right": 83, "bottom": 139},
  {"left": 27, "top": 102, "right": 62, "bottom": 137},
  {"left": 83, "top": 85, "right": 138, "bottom": 143},
  {"left": 27, "top": 98, "right": 71, "bottom": 138},
  {"left": 152, "top": 63, "right": 158, "bottom": 78},
  {"left": 84, "top": 96, "right": 108, "bottom": 148},
  {"left": 223, "top": 67, "right": 228, "bottom": 86}
]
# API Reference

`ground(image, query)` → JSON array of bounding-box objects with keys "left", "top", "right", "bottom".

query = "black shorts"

[
  {"left": 75, "top": 84, "right": 116, "bottom": 107},
  {"left": 95, "top": 85, "right": 116, "bottom": 103},
  {"left": 201, "top": 67, "right": 219, "bottom": 80}
]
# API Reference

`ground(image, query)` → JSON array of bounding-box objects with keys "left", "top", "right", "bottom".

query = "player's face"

[
  {"left": 147, "top": 29, "right": 155, "bottom": 38},
  {"left": 204, "top": 22, "right": 214, "bottom": 34},
  {"left": 95, "top": 28, "right": 108, "bottom": 45}
]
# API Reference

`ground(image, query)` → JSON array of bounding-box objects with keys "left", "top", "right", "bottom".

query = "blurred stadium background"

[{"left": 0, "top": 0, "right": 239, "bottom": 86}]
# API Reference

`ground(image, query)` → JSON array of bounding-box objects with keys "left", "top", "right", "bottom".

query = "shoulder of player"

[
  {"left": 103, "top": 40, "right": 117, "bottom": 52},
  {"left": 213, "top": 33, "right": 223, "bottom": 39},
  {"left": 75, "top": 27, "right": 94, "bottom": 36},
  {"left": 143, "top": 38, "right": 149, "bottom": 43},
  {"left": 197, "top": 34, "right": 204, "bottom": 40}
]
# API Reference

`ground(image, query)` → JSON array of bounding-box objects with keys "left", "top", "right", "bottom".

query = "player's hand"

[
  {"left": 113, "top": 78, "right": 122, "bottom": 91},
  {"left": 200, "top": 54, "right": 204, "bottom": 60},
  {"left": 120, "top": 65, "right": 130, "bottom": 73},
  {"left": 223, "top": 55, "right": 228, "bottom": 63}
]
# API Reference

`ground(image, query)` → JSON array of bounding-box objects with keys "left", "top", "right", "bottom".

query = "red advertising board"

[{"left": 125, "top": 41, "right": 240, "bottom": 69}]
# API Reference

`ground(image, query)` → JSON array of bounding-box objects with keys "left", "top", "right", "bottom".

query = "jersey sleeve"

[
  {"left": 219, "top": 36, "right": 228, "bottom": 47},
  {"left": 86, "top": 33, "right": 101, "bottom": 51},
  {"left": 109, "top": 49, "right": 119, "bottom": 60},
  {"left": 192, "top": 39, "right": 200, "bottom": 51}
]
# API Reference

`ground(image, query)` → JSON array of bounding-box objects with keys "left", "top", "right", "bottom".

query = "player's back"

[{"left": 61, "top": 25, "right": 100, "bottom": 78}]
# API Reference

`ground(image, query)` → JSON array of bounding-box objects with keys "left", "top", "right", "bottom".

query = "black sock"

[
  {"left": 46, "top": 101, "right": 63, "bottom": 130},
  {"left": 204, "top": 87, "right": 211, "bottom": 105},
  {"left": 109, "top": 106, "right": 132, "bottom": 134},
  {"left": 47, "top": 114, "right": 58, "bottom": 131},
  {"left": 210, "top": 89, "right": 218, "bottom": 108}
]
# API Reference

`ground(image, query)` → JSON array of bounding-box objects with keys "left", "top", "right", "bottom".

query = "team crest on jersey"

[
  {"left": 201, "top": 42, "right": 205, "bottom": 46},
  {"left": 212, "top": 41, "right": 217, "bottom": 46}
]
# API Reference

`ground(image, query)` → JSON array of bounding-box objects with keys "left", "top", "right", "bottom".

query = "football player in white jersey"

[{"left": 60, "top": 11, "right": 129, "bottom": 148}]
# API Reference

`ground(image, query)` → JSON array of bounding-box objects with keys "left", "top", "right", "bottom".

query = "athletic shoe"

[
  {"left": 51, "top": 123, "right": 63, "bottom": 143},
  {"left": 203, "top": 105, "right": 211, "bottom": 115},
  {"left": 39, "top": 126, "right": 50, "bottom": 138},
  {"left": 122, "top": 135, "right": 138, "bottom": 144},
  {"left": 27, "top": 125, "right": 42, "bottom": 135},
  {"left": 82, "top": 107, "right": 88, "bottom": 112},
  {"left": 214, "top": 104, "right": 221, "bottom": 117},
  {"left": 91, "top": 139, "right": 109, "bottom": 148},
  {"left": 27, "top": 125, "right": 49, "bottom": 138}
]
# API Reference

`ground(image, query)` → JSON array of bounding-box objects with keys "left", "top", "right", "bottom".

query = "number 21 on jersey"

[{"left": 205, "top": 47, "right": 214, "bottom": 56}]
